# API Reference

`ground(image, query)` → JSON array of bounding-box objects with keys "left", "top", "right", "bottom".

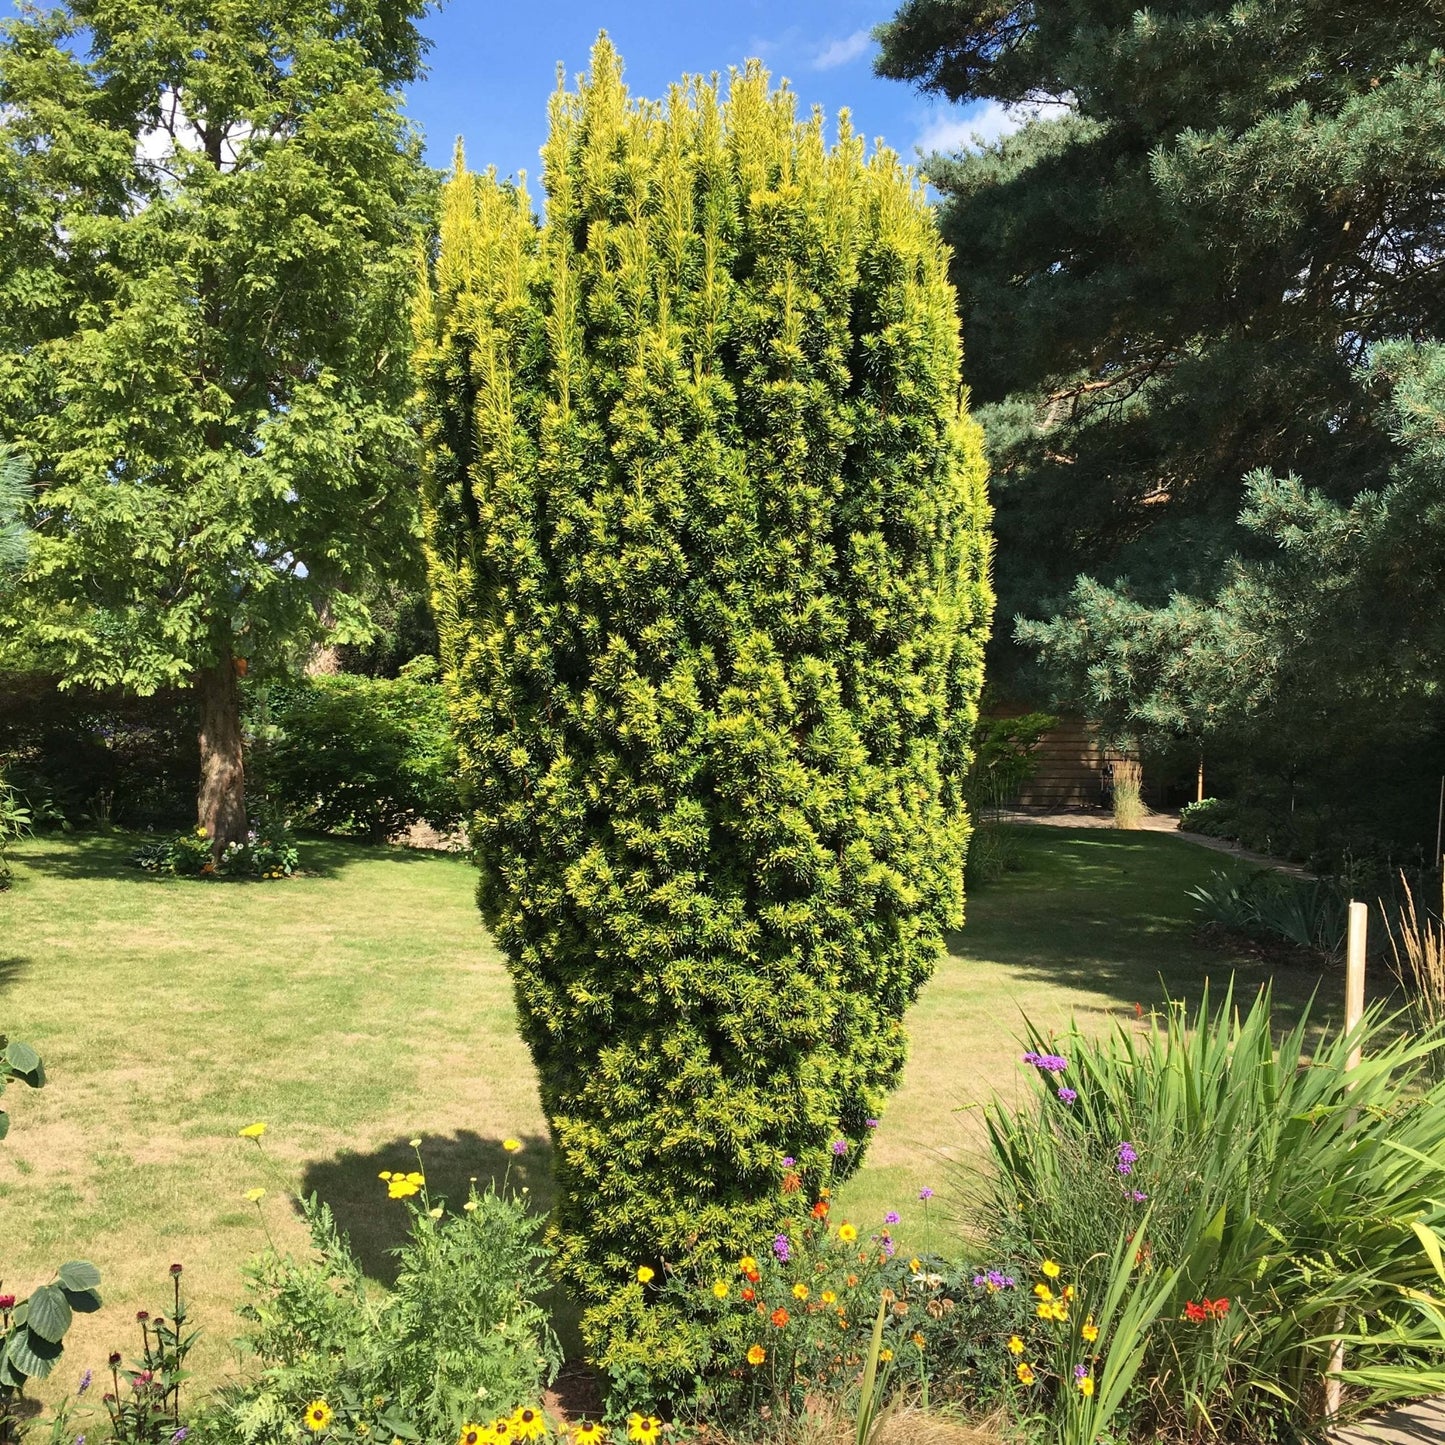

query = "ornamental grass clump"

[
  {"left": 414, "top": 36, "right": 992, "bottom": 1386},
  {"left": 981, "top": 985, "right": 1445, "bottom": 1443}
]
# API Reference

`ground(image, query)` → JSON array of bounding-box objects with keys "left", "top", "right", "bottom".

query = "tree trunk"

[{"left": 197, "top": 659, "right": 247, "bottom": 852}]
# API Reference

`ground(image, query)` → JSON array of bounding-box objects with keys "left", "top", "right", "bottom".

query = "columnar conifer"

[{"left": 414, "top": 37, "right": 992, "bottom": 1384}]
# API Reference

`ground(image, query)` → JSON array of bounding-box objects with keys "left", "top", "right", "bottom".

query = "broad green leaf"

[
  {"left": 4, "top": 1040, "right": 39, "bottom": 1075},
  {"left": 1411, "top": 1222, "right": 1445, "bottom": 1287},
  {"left": 24, "top": 1283, "right": 72, "bottom": 1343},
  {"left": 5, "top": 1326, "right": 62, "bottom": 1379},
  {"left": 56, "top": 1261, "right": 100, "bottom": 1292}
]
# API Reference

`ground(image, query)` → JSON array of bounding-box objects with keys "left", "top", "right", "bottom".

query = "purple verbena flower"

[
  {"left": 865, "top": 1118, "right": 880, "bottom": 1130},
  {"left": 1117, "top": 1141, "right": 1138, "bottom": 1176},
  {"left": 773, "top": 1233, "right": 791, "bottom": 1262},
  {"left": 1074, "top": 1363, "right": 1087, "bottom": 1379},
  {"left": 884, "top": 1210, "right": 900, "bottom": 1225},
  {"left": 781, "top": 1156, "right": 795, "bottom": 1167},
  {"left": 77, "top": 1371, "right": 92, "bottom": 1397},
  {"left": 832, "top": 1138, "right": 848, "bottom": 1156},
  {"left": 880, "top": 1233, "right": 896, "bottom": 1258},
  {"left": 171, "top": 1432, "right": 189, "bottom": 1444},
  {"left": 1022, "top": 1050, "right": 1068, "bottom": 1074},
  {"left": 918, "top": 1187, "right": 934, "bottom": 1201},
  {"left": 1057, "top": 1087, "right": 1078, "bottom": 1104},
  {"left": 1131, "top": 1190, "right": 1148, "bottom": 1203}
]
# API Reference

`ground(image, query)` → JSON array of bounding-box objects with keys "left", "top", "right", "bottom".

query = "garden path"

[{"left": 1330, "top": 1397, "right": 1445, "bottom": 1443}]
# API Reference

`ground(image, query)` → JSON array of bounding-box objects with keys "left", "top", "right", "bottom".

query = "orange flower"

[
  {"left": 770, "top": 1308, "right": 790, "bottom": 1328},
  {"left": 747, "top": 1344, "right": 766, "bottom": 1367},
  {"left": 782, "top": 1170, "right": 802, "bottom": 1194},
  {"left": 742, "top": 1287, "right": 756, "bottom": 1302},
  {"left": 811, "top": 1200, "right": 829, "bottom": 1219}
]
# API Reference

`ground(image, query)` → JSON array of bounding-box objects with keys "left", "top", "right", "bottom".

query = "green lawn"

[{"left": 0, "top": 825, "right": 1328, "bottom": 1398}]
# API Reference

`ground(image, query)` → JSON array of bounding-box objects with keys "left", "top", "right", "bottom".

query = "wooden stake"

[
  {"left": 1326, "top": 901, "right": 1369, "bottom": 1419},
  {"left": 1196, "top": 753, "right": 1205, "bottom": 804}
]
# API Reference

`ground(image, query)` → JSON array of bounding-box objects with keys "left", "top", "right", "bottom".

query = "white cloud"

[
  {"left": 914, "top": 98, "right": 1071, "bottom": 157},
  {"left": 813, "top": 29, "right": 873, "bottom": 71}
]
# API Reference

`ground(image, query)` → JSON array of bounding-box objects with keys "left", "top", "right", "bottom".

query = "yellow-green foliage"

[{"left": 413, "top": 37, "right": 992, "bottom": 1393}]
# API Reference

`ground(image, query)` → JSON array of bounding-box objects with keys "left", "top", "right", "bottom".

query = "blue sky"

[
  {"left": 404, "top": 1, "right": 1003, "bottom": 182},
  {"left": 1, "top": 1, "right": 1017, "bottom": 177}
]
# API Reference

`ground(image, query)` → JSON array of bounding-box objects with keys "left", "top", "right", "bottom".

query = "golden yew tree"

[{"left": 414, "top": 37, "right": 992, "bottom": 1393}]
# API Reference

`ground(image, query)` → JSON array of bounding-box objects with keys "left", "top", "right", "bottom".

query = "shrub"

[
  {"left": 134, "top": 806, "right": 299, "bottom": 881},
  {"left": 201, "top": 1176, "right": 560, "bottom": 1445},
  {"left": 254, "top": 661, "right": 463, "bottom": 842},
  {"left": 978, "top": 987, "right": 1445, "bottom": 1442},
  {"left": 414, "top": 39, "right": 992, "bottom": 1386},
  {"left": 1186, "top": 868, "right": 1346, "bottom": 959}
]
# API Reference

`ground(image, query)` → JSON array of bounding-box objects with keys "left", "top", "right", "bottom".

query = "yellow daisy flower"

[
  {"left": 626, "top": 1414, "right": 662, "bottom": 1444},
  {"left": 572, "top": 1426, "right": 604, "bottom": 1444},
  {"left": 1041, "top": 1259, "right": 1061, "bottom": 1279},
  {"left": 510, "top": 1407, "right": 546, "bottom": 1442},
  {"left": 1078, "top": 1376, "right": 1095, "bottom": 1397},
  {"left": 1016, "top": 1362, "right": 1036, "bottom": 1386},
  {"left": 712, "top": 1280, "right": 729, "bottom": 1299},
  {"left": 747, "top": 1344, "right": 766, "bottom": 1366},
  {"left": 1007, "top": 1335, "right": 1025, "bottom": 1356},
  {"left": 837, "top": 1223, "right": 858, "bottom": 1243},
  {"left": 458, "top": 1426, "right": 485, "bottom": 1445},
  {"left": 878, "top": 1348, "right": 893, "bottom": 1362},
  {"left": 1033, "top": 1283, "right": 1053, "bottom": 1300},
  {"left": 503, "top": 1138, "right": 523, "bottom": 1153},
  {"left": 1081, "top": 1316, "right": 1099, "bottom": 1343},
  {"left": 636, "top": 1266, "right": 655, "bottom": 1284},
  {"left": 821, "top": 1290, "right": 836, "bottom": 1305},
  {"left": 792, "top": 1282, "right": 809, "bottom": 1301},
  {"left": 739, "top": 1256, "right": 758, "bottom": 1273},
  {"left": 490, "top": 1418, "right": 512, "bottom": 1441},
  {"left": 303, "top": 1400, "right": 333, "bottom": 1433},
  {"left": 238, "top": 1123, "right": 266, "bottom": 1140}
]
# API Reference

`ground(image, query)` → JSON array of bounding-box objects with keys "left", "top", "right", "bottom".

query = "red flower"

[
  {"left": 745, "top": 1268, "right": 760, "bottom": 1283},
  {"left": 742, "top": 1287, "right": 755, "bottom": 1302},
  {"left": 1207, "top": 1297, "right": 1230, "bottom": 1319},
  {"left": 771, "top": 1307, "right": 790, "bottom": 1328},
  {"left": 0, "top": 1296, "right": 14, "bottom": 1312},
  {"left": 1184, "top": 1301, "right": 1207, "bottom": 1323},
  {"left": 811, "top": 1200, "right": 829, "bottom": 1219}
]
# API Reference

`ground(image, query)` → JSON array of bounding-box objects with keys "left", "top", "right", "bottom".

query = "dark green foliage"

[
  {"left": 415, "top": 39, "right": 992, "bottom": 1385},
  {"left": 256, "top": 662, "right": 462, "bottom": 842},
  {"left": 0, "top": 674, "right": 199, "bottom": 830},
  {"left": 867, "top": 5, "right": 1445, "bottom": 734}
]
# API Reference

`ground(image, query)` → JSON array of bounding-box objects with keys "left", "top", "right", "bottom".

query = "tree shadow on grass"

[
  {"left": 951, "top": 826, "right": 1368, "bottom": 1035},
  {"left": 299, "top": 1129, "right": 557, "bottom": 1286},
  {"left": 10, "top": 830, "right": 468, "bottom": 885},
  {"left": 0, "top": 957, "right": 31, "bottom": 996},
  {"left": 299, "top": 1127, "right": 583, "bottom": 1359}
]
